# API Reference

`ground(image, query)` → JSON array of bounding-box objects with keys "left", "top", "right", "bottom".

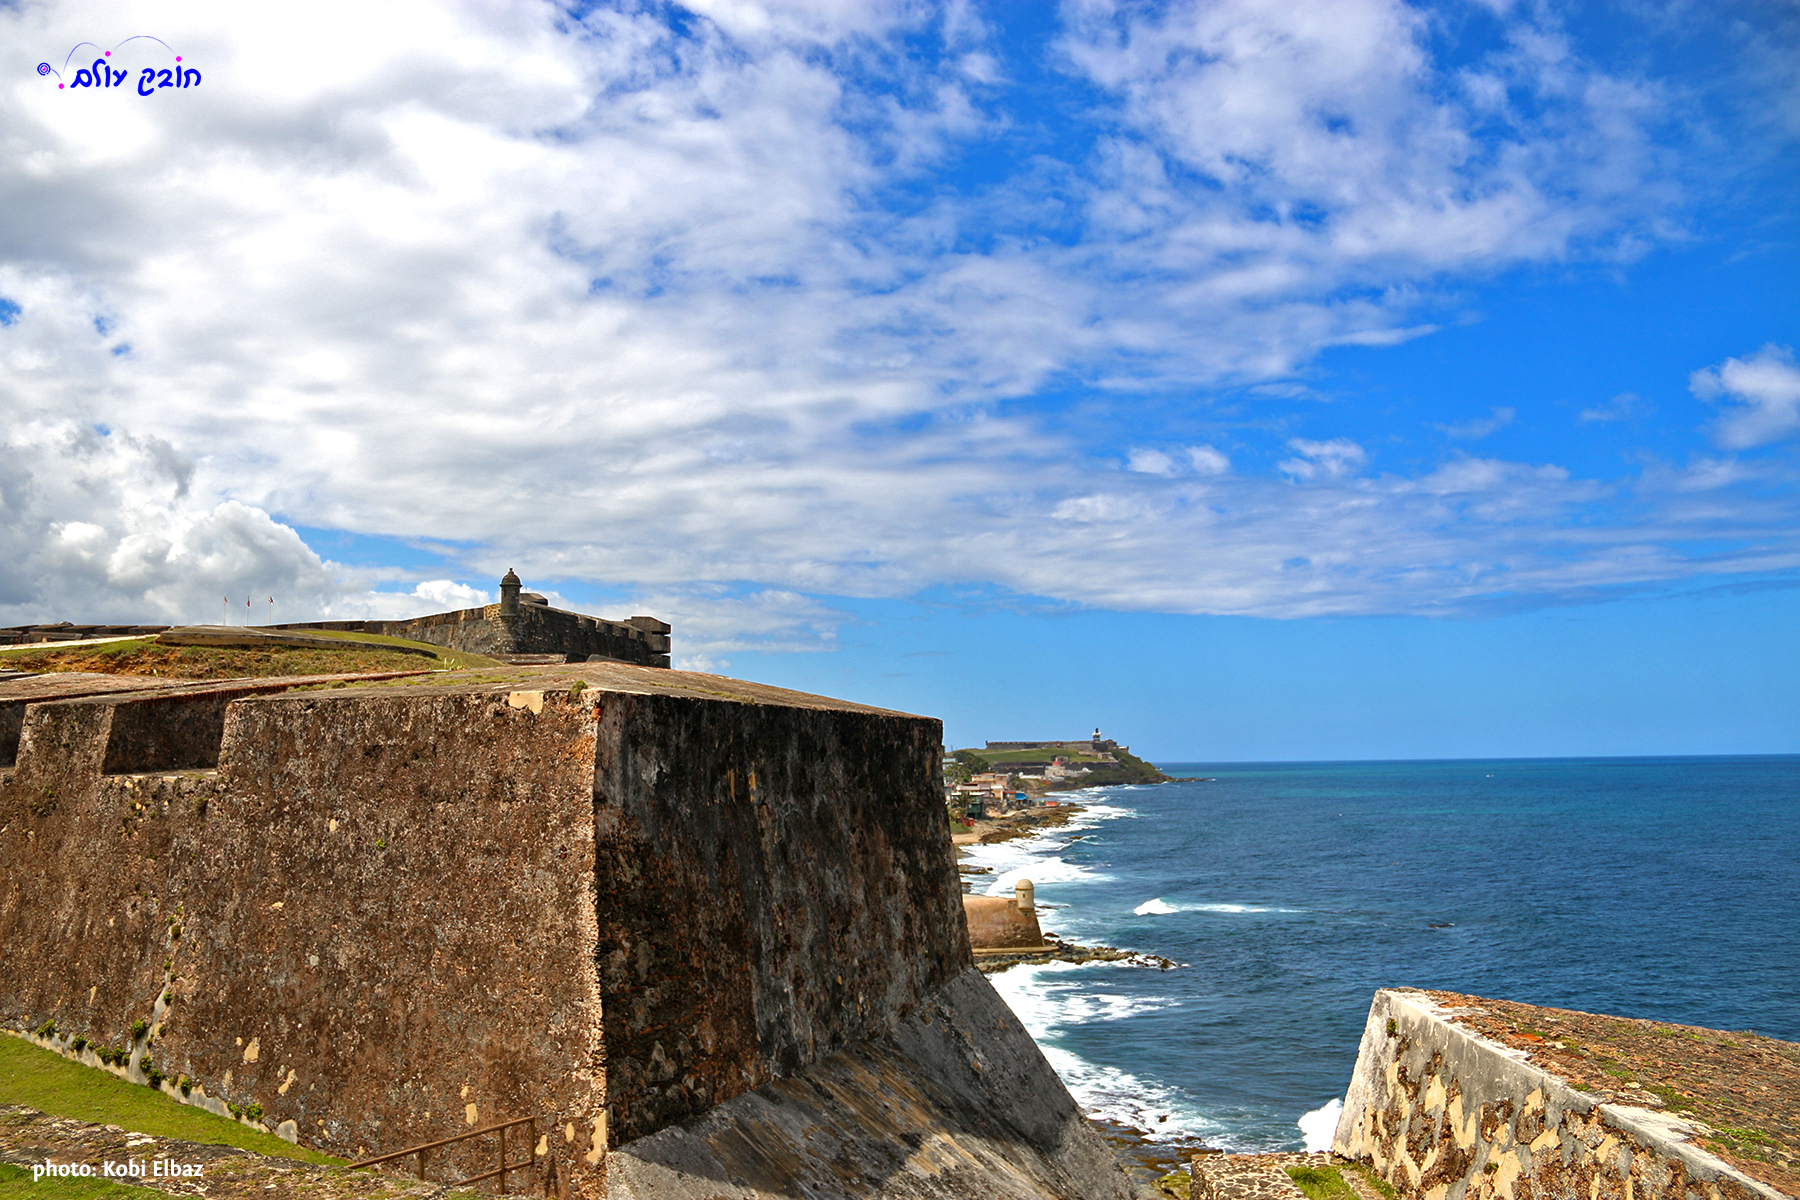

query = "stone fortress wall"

[
  {"left": 0, "top": 661, "right": 1129, "bottom": 1200},
  {"left": 272, "top": 571, "right": 672, "bottom": 667},
  {"left": 1332, "top": 989, "right": 1785, "bottom": 1200},
  {"left": 0, "top": 572, "right": 671, "bottom": 669}
]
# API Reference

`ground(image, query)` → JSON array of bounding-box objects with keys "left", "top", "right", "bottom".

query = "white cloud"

[
  {"left": 1126, "top": 448, "right": 1179, "bottom": 475},
  {"left": 1126, "top": 445, "right": 1228, "bottom": 476},
  {"left": 1578, "top": 392, "right": 1650, "bottom": 424},
  {"left": 0, "top": 0, "right": 1783, "bottom": 637},
  {"left": 631, "top": 587, "right": 850, "bottom": 671},
  {"left": 1279, "top": 438, "right": 1367, "bottom": 481},
  {"left": 1187, "top": 445, "right": 1230, "bottom": 475},
  {"left": 1692, "top": 345, "right": 1800, "bottom": 449},
  {"left": 0, "top": 413, "right": 499, "bottom": 627},
  {"left": 409, "top": 579, "right": 492, "bottom": 610},
  {"left": 1435, "top": 407, "right": 1515, "bottom": 440}
]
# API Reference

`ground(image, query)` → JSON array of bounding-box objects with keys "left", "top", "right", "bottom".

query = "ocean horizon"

[{"left": 964, "top": 753, "right": 1800, "bottom": 1152}]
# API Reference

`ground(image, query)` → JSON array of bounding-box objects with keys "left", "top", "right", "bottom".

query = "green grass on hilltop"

[
  {"left": 0, "top": 1035, "right": 338, "bottom": 1166},
  {"left": 0, "top": 630, "right": 504, "bottom": 678},
  {"left": 258, "top": 628, "right": 505, "bottom": 670},
  {"left": 976, "top": 747, "right": 1109, "bottom": 764}
]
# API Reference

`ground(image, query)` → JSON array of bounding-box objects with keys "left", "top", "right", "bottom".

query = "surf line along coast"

[{"left": 953, "top": 798, "right": 1178, "bottom": 973}]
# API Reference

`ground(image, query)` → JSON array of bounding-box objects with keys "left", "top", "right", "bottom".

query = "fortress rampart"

[
  {"left": 273, "top": 575, "right": 672, "bottom": 668},
  {"left": 0, "top": 663, "right": 1127, "bottom": 1199},
  {"left": 2, "top": 573, "right": 673, "bottom": 669},
  {"left": 1333, "top": 989, "right": 1786, "bottom": 1200}
]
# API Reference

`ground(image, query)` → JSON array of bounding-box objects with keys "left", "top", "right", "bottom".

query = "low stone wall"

[{"left": 1332, "top": 989, "right": 1787, "bottom": 1200}]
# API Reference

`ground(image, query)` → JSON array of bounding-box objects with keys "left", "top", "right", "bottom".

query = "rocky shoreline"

[
  {"left": 953, "top": 794, "right": 1207, "bottom": 1193},
  {"left": 953, "top": 801, "right": 1181, "bottom": 968}
]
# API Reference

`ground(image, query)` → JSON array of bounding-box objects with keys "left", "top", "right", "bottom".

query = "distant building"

[{"left": 983, "top": 728, "right": 1128, "bottom": 757}]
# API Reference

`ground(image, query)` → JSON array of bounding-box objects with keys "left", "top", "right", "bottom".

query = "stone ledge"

[{"left": 1334, "top": 989, "right": 1792, "bottom": 1200}]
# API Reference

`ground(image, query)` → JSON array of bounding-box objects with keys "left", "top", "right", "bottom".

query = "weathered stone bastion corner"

[
  {"left": 0, "top": 663, "right": 1130, "bottom": 1200},
  {"left": 1333, "top": 989, "right": 1788, "bottom": 1200},
  {"left": 270, "top": 571, "right": 674, "bottom": 667}
]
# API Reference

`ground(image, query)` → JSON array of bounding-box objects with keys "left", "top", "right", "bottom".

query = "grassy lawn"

[
  {"left": 252, "top": 629, "right": 505, "bottom": 670},
  {"left": 0, "top": 1036, "right": 338, "bottom": 1166},
  {"left": 973, "top": 747, "right": 1107, "bottom": 763},
  {"left": 0, "top": 632, "right": 502, "bottom": 678}
]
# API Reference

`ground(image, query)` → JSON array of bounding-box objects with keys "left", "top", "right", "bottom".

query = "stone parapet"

[
  {"left": 274, "top": 601, "right": 671, "bottom": 667},
  {"left": 1332, "top": 989, "right": 1789, "bottom": 1200}
]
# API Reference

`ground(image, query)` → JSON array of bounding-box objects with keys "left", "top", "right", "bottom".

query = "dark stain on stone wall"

[{"left": 591, "top": 691, "right": 967, "bottom": 1144}]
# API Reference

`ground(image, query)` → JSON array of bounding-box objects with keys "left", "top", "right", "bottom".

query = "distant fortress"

[
  {"left": 984, "top": 729, "right": 1126, "bottom": 756},
  {"left": 0, "top": 570, "right": 672, "bottom": 669}
]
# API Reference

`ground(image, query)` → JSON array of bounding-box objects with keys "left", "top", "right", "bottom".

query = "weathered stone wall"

[
  {"left": 0, "top": 684, "right": 607, "bottom": 1191},
  {"left": 1332, "top": 989, "right": 1786, "bottom": 1200},
  {"left": 277, "top": 604, "right": 672, "bottom": 667},
  {"left": 963, "top": 895, "right": 1046, "bottom": 950},
  {"left": 0, "top": 664, "right": 991, "bottom": 1200},
  {"left": 589, "top": 688, "right": 967, "bottom": 1143}
]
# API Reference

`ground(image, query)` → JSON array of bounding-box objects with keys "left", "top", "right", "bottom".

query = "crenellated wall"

[{"left": 1332, "top": 990, "right": 1786, "bottom": 1200}]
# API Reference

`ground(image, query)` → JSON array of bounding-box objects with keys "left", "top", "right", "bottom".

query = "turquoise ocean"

[{"left": 961, "top": 756, "right": 1800, "bottom": 1152}]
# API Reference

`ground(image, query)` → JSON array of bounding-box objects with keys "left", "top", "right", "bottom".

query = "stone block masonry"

[
  {"left": 0, "top": 662, "right": 1127, "bottom": 1199},
  {"left": 1332, "top": 989, "right": 1790, "bottom": 1200},
  {"left": 274, "top": 572, "right": 672, "bottom": 667}
]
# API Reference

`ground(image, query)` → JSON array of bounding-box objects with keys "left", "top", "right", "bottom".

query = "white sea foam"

[
  {"left": 965, "top": 802, "right": 1138, "bottom": 898},
  {"left": 989, "top": 960, "right": 1225, "bottom": 1145},
  {"left": 1298, "top": 1098, "right": 1342, "bottom": 1151},
  {"left": 1126, "top": 900, "right": 1307, "bottom": 915},
  {"left": 988, "top": 958, "right": 1178, "bottom": 1028}
]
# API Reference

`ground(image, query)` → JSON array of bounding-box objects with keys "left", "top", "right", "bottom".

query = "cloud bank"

[{"left": 0, "top": 0, "right": 1795, "bottom": 656}]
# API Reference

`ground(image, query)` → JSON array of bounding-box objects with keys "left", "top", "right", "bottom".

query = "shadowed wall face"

[
  {"left": 590, "top": 691, "right": 968, "bottom": 1144},
  {"left": 100, "top": 694, "right": 231, "bottom": 774}
]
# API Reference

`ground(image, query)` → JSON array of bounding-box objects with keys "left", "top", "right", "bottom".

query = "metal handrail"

[{"left": 349, "top": 1115, "right": 536, "bottom": 1194}]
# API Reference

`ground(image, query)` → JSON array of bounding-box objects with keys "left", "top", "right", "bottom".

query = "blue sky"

[{"left": 1, "top": 0, "right": 1795, "bottom": 759}]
